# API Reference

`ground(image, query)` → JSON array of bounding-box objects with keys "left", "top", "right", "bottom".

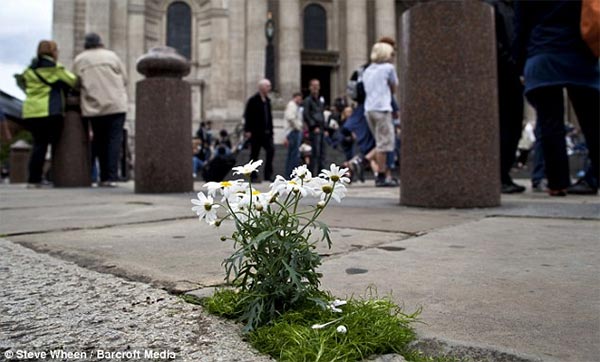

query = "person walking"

[
  {"left": 17, "top": 40, "right": 77, "bottom": 188},
  {"left": 283, "top": 92, "right": 304, "bottom": 178},
  {"left": 362, "top": 42, "right": 399, "bottom": 187},
  {"left": 243, "top": 79, "right": 274, "bottom": 182},
  {"left": 515, "top": 0, "right": 599, "bottom": 196},
  {"left": 73, "top": 33, "right": 128, "bottom": 187},
  {"left": 303, "top": 79, "right": 327, "bottom": 175}
]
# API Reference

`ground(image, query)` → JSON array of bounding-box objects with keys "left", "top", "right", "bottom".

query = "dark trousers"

[
  {"left": 250, "top": 135, "right": 274, "bottom": 181},
  {"left": 499, "top": 75, "right": 525, "bottom": 185},
  {"left": 285, "top": 130, "right": 302, "bottom": 178},
  {"left": 88, "top": 113, "right": 125, "bottom": 182},
  {"left": 526, "top": 86, "right": 599, "bottom": 190},
  {"left": 531, "top": 121, "right": 546, "bottom": 185},
  {"left": 24, "top": 116, "right": 63, "bottom": 183},
  {"left": 309, "top": 130, "right": 326, "bottom": 175}
]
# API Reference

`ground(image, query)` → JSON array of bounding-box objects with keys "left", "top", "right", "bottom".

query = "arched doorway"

[{"left": 301, "top": 3, "right": 335, "bottom": 106}]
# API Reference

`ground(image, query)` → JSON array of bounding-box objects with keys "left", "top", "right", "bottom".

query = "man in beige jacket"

[{"left": 73, "top": 33, "right": 127, "bottom": 187}]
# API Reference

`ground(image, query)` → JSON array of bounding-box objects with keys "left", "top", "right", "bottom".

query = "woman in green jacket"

[{"left": 17, "top": 40, "right": 77, "bottom": 187}]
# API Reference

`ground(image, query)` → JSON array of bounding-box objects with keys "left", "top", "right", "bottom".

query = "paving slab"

[
  {"left": 320, "top": 217, "right": 600, "bottom": 362},
  {"left": 10, "top": 218, "right": 408, "bottom": 292}
]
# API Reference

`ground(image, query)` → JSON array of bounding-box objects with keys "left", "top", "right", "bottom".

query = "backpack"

[{"left": 346, "top": 65, "right": 367, "bottom": 103}]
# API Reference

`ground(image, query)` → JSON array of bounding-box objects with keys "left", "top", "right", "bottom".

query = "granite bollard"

[
  {"left": 9, "top": 140, "right": 31, "bottom": 183},
  {"left": 399, "top": 1, "right": 500, "bottom": 208},
  {"left": 53, "top": 95, "right": 91, "bottom": 187},
  {"left": 135, "top": 47, "right": 193, "bottom": 193}
]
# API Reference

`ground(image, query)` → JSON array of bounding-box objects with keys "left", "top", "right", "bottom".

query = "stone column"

[
  {"left": 110, "top": 0, "right": 128, "bottom": 63},
  {"left": 227, "top": 0, "right": 246, "bottom": 114},
  {"left": 52, "top": 0, "right": 76, "bottom": 69},
  {"left": 135, "top": 47, "right": 193, "bottom": 193},
  {"left": 346, "top": 0, "right": 368, "bottom": 79},
  {"left": 375, "top": 0, "right": 396, "bottom": 41},
  {"left": 127, "top": 0, "right": 146, "bottom": 104},
  {"left": 208, "top": 5, "right": 229, "bottom": 121},
  {"left": 278, "top": 0, "right": 301, "bottom": 99},
  {"left": 53, "top": 96, "right": 92, "bottom": 187},
  {"left": 85, "top": 0, "right": 111, "bottom": 47},
  {"left": 245, "top": 0, "right": 268, "bottom": 98},
  {"left": 399, "top": 1, "right": 500, "bottom": 208}
]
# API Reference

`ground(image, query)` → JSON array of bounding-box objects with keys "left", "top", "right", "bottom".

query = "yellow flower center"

[
  {"left": 220, "top": 181, "right": 233, "bottom": 188},
  {"left": 330, "top": 175, "right": 340, "bottom": 182},
  {"left": 322, "top": 185, "right": 333, "bottom": 194},
  {"left": 204, "top": 204, "right": 212, "bottom": 211}
]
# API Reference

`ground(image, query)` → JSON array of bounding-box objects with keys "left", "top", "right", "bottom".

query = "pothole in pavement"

[
  {"left": 345, "top": 267, "right": 369, "bottom": 275},
  {"left": 377, "top": 246, "right": 406, "bottom": 252}
]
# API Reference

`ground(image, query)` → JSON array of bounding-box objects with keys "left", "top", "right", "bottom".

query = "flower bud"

[
  {"left": 255, "top": 204, "right": 264, "bottom": 212},
  {"left": 336, "top": 325, "right": 347, "bottom": 334},
  {"left": 215, "top": 220, "right": 221, "bottom": 227},
  {"left": 220, "top": 236, "right": 227, "bottom": 241},
  {"left": 317, "top": 201, "right": 326, "bottom": 209}
]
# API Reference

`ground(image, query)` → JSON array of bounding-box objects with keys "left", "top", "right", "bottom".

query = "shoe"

[
  {"left": 548, "top": 189, "right": 567, "bottom": 197},
  {"left": 375, "top": 178, "right": 399, "bottom": 187},
  {"left": 501, "top": 182, "right": 526, "bottom": 194},
  {"left": 567, "top": 179, "right": 598, "bottom": 195},
  {"left": 99, "top": 181, "right": 118, "bottom": 188},
  {"left": 531, "top": 181, "right": 546, "bottom": 193}
]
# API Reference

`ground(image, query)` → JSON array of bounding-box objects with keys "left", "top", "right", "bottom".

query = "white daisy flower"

[
  {"left": 232, "top": 160, "right": 263, "bottom": 176},
  {"left": 191, "top": 192, "right": 220, "bottom": 224},
  {"left": 204, "top": 179, "right": 244, "bottom": 200},
  {"left": 320, "top": 163, "right": 350, "bottom": 184},
  {"left": 270, "top": 176, "right": 309, "bottom": 197},
  {"left": 310, "top": 178, "right": 346, "bottom": 202},
  {"left": 291, "top": 164, "right": 312, "bottom": 180}
]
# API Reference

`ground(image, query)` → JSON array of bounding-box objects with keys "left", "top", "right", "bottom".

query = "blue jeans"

[
  {"left": 89, "top": 113, "right": 125, "bottom": 182},
  {"left": 285, "top": 130, "right": 302, "bottom": 178}
]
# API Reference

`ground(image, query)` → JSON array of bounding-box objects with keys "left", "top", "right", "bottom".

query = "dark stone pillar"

[
  {"left": 53, "top": 95, "right": 92, "bottom": 187},
  {"left": 399, "top": 1, "right": 500, "bottom": 208},
  {"left": 9, "top": 140, "right": 31, "bottom": 183},
  {"left": 135, "top": 46, "right": 193, "bottom": 193}
]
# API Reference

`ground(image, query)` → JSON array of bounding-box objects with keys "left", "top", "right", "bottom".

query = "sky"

[{"left": 0, "top": 0, "right": 53, "bottom": 100}]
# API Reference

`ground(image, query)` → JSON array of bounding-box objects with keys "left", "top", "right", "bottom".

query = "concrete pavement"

[{"left": 0, "top": 180, "right": 598, "bottom": 361}]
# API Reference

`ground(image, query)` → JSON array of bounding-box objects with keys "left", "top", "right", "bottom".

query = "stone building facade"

[{"left": 53, "top": 0, "right": 413, "bottom": 137}]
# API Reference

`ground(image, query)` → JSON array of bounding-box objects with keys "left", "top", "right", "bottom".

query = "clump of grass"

[{"left": 204, "top": 289, "right": 438, "bottom": 362}]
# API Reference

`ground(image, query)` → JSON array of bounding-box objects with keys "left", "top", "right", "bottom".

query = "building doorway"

[{"left": 301, "top": 65, "right": 331, "bottom": 106}]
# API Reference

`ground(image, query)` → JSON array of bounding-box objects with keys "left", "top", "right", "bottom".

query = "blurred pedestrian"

[
  {"left": 485, "top": 0, "right": 526, "bottom": 194},
  {"left": 16, "top": 40, "right": 77, "bottom": 188},
  {"left": 362, "top": 42, "right": 399, "bottom": 187},
  {"left": 515, "top": 0, "right": 599, "bottom": 196},
  {"left": 303, "top": 79, "right": 327, "bottom": 175},
  {"left": 283, "top": 92, "right": 303, "bottom": 178},
  {"left": 243, "top": 79, "right": 274, "bottom": 182},
  {"left": 73, "top": 33, "right": 128, "bottom": 187}
]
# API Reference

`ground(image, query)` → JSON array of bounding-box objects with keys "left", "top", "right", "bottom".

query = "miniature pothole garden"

[{"left": 189, "top": 161, "right": 457, "bottom": 362}]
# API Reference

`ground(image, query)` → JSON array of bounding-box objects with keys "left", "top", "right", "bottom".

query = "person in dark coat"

[
  {"left": 243, "top": 79, "right": 274, "bottom": 182},
  {"left": 484, "top": 0, "right": 526, "bottom": 194},
  {"left": 515, "top": 0, "right": 599, "bottom": 196},
  {"left": 303, "top": 79, "right": 327, "bottom": 175}
]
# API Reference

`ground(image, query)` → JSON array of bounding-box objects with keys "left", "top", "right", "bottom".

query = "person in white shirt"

[
  {"left": 283, "top": 92, "right": 304, "bottom": 177},
  {"left": 362, "top": 42, "right": 399, "bottom": 187}
]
